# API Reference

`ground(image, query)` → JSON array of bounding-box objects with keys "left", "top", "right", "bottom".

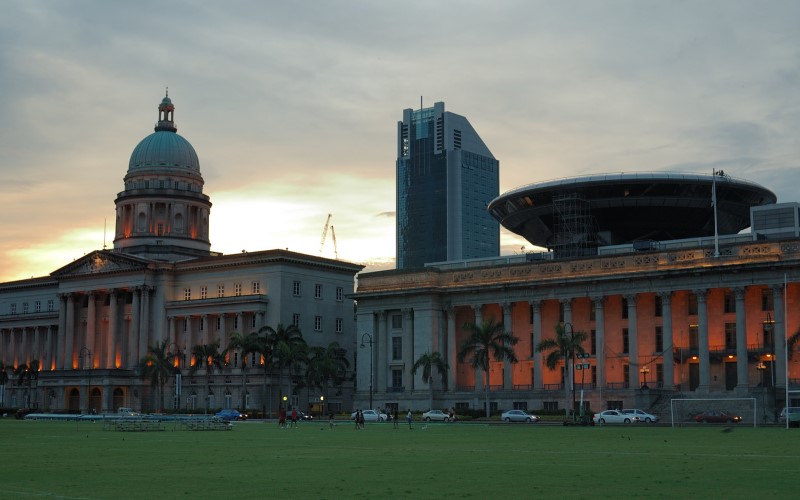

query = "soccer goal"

[{"left": 670, "top": 398, "right": 757, "bottom": 428}]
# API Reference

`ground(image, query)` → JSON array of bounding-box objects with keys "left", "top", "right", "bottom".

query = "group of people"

[{"left": 278, "top": 407, "right": 299, "bottom": 428}]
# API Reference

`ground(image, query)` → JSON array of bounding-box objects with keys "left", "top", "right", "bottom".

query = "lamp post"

[
  {"left": 640, "top": 365, "right": 650, "bottom": 389},
  {"left": 79, "top": 347, "right": 92, "bottom": 414},
  {"left": 575, "top": 353, "right": 590, "bottom": 421},
  {"left": 360, "top": 333, "right": 374, "bottom": 410},
  {"left": 320, "top": 395, "right": 324, "bottom": 419}
]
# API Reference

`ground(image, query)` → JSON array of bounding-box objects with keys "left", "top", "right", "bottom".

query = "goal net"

[{"left": 670, "top": 398, "right": 757, "bottom": 428}]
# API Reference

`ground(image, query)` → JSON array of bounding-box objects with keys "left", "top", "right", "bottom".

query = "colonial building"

[
  {"left": 354, "top": 173, "right": 800, "bottom": 419},
  {"left": 0, "top": 94, "right": 362, "bottom": 414}
]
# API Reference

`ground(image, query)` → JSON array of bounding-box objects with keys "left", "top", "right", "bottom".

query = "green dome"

[{"left": 128, "top": 131, "right": 200, "bottom": 172}]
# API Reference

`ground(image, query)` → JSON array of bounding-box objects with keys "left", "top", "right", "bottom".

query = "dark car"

[
  {"left": 694, "top": 410, "right": 742, "bottom": 424},
  {"left": 293, "top": 410, "right": 313, "bottom": 421},
  {"left": 215, "top": 409, "right": 246, "bottom": 421}
]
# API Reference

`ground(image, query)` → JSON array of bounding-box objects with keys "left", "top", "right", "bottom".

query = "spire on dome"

[{"left": 155, "top": 89, "right": 177, "bottom": 132}]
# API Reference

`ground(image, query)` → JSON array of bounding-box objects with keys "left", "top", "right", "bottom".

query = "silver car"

[
  {"left": 621, "top": 409, "right": 659, "bottom": 423},
  {"left": 500, "top": 409, "right": 540, "bottom": 423},
  {"left": 593, "top": 410, "right": 639, "bottom": 424},
  {"left": 422, "top": 410, "right": 452, "bottom": 422}
]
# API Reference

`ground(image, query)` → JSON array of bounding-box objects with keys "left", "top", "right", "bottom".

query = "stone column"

[
  {"left": 108, "top": 290, "right": 118, "bottom": 368},
  {"left": 65, "top": 294, "right": 75, "bottom": 369},
  {"left": 472, "top": 305, "right": 483, "bottom": 391},
  {"left": 774, "top": 285, "right": 787, "bottom": 389},
  {"left": 402, "top": 308, "right": 414, "bottom": 392},
  {"left": 130, "top": 287, "right": 141, "bottom": 367},
  {"left": 593, "top": 297, "right": 606, "bottom": 392},
  {"left": 696, "top": 290, "right": 710, "bottom": 392},
  {"left": 86, "top": 292, "right": 97, "bottom": 367},
  {"left": 446, "top": 306, "right": 456, "bottom": 391},
  {"left": 56, "top": 294, "right": 67, "bottom": 370},
  {"left": 661, "top": 293, "right": 674, "bottom": 390},
  {"left": 138, "top": 286, "right": 150, "bottom": 358},
  {"left": 502, "top": 302, "right": 513, "bottom": 390},
  {"left": 531, "top": 301, "right": 543, "bottom": 390},
  {"left": 44, "top": 326, "right": 53, "bottom": 371},
  {"left": 734, "top": 288, "right": 749, "bottom": 392},
  {"left": 625, "top": 294, "right": 639, "bottom": 387}
]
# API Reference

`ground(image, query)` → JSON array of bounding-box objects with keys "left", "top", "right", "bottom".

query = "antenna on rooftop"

[
  {"left": 420, "top": 96, "right": 423, "bottom": 109},
  {"left": 103, "top": 218, "right": 107, "bottom": 250}
]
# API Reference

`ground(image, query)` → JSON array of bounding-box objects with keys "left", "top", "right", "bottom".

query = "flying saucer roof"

[{"left": 488, "top": 172, "right": 777, "bottom": 248}]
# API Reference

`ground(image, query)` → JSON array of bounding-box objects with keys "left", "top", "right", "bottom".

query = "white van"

[{"left": 779, "top": 407, "right": 800, "bottom": 427}]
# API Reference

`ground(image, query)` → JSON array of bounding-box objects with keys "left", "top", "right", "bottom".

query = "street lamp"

[
  {"left": 575, "top": 353, "right": 590, "bottom": 421},
  {"left": 79, "top": 347, "right": 92, "bottom": 414},
  {"left": 360, "top": 333, "right": 374, "bottom": 410},
  {"left": 320, "top": 395, "right": 324, "bottom": 418},
  {"left": 640, "top": 365, "right": 650, "bottom": 389}
]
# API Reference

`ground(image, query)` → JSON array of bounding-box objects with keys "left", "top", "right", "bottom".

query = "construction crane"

[{"left": 319, "top": 214, "right": 339, "bottom": 260}]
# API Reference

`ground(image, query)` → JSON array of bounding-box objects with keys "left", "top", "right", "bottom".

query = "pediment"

[{"left": 51, "top": 250, "right": 152, "bottom": 278}]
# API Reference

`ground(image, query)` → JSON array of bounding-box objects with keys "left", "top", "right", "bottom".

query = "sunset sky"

[{"left": 1, "top": 1, "right": 799, "bottom": 283}]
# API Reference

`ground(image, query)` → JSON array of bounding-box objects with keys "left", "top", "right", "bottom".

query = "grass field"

[{"left": 1, "top": 418, "right": 797, "bottom": 499}]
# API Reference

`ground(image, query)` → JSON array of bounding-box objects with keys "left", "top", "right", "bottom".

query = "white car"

[
  {"left": 350, "top": 409, "right": 389, "bottom": 422},
  {"left": 422, "top": 409, "right": 453, "bottom": 422},
  {"left": 593, "top": 410, "right": 639, "bottom": 424},
  {"left": 621, "top": 409, "right": 658, "bottom": 423},
  {"left": 500, "top": 409, "right": 540, "bottom": 423}
]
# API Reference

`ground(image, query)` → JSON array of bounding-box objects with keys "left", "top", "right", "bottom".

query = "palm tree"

[
  {"left": 262, "top": 324, "right": 307, "bottom": 407},
  {"left": 787, "top": 328, "right": 800, "bottom": 360},
  {"left": 412, "top": 351, "right": 448, "bottom": 411},
  {"left": 226, "top": 331, "right": 261, "bottom": 411},
  {"left": 190, "top": 340, "right": 224, "bottom": 412},
  {"left": 14, "top": 363, "right": 37, "bottom": 407},
  {"left": 458, "top": 318, "right": 519, "bottom": 418},
  {"left": 251, "top": 328, "right": 274, "bottom": 417},
  {"left": 535, "top": 323, "right": 589, "bottom": 420},
  {"left": 139, "top": 340, "right": 176, "bottom": 413},
  {"left": 306, "top": 342, "right": 350, "bottom": 412}
]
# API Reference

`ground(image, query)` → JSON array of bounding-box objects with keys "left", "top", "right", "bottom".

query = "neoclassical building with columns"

[
  {"left": 353, "top": 175, "right": 800, "bottom": 418},
  {"left": 0, "top": 94, "right": 361, "bottom": 414}
]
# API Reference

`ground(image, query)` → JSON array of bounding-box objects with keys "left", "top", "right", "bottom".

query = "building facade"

[
  {"left": 0, "top": 95, "right": 362, "bottom": 415},
  {"left": 396, "top": 102, "right": 500, "bottom": 269},
  {"left": 354, "top": 208, "right": 800, "bottom": 422}
]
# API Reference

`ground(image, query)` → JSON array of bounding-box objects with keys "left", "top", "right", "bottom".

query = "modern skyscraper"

[{"left": 396, "top": 102, "right": 500, "bottom": 269}]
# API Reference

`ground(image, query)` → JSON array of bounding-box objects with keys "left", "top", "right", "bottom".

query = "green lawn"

[{"left": 1, "top": 418, "right": 797, "bottom": 499}]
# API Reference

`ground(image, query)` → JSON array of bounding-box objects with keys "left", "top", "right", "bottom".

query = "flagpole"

[{"left": 712, "top": 169, "right": 720, "bottom": 258}]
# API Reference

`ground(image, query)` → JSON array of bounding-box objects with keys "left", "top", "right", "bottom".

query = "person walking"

[
  {"left": 291, "top": 408, "right": 298, "bottom": 428},
  {"left": 393, "top": 409, "right": 399, "bottom": 430},
  {"left": 406, "top": 409, "right": 413, "bottom": 430},
  {"left": 329, "top": 411, "right": 335, "bottom": 430}
]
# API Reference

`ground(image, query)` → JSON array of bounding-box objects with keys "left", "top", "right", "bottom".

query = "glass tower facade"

[{"left": 396, "top": 102, "right": 499, "bottom": 269}]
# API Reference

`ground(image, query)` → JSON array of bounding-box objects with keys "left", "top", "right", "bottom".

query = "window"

[
  {"left": 47, "top": 299, "right": 53, "bottom": 312},
  {"left": 655, "top": 326, "right": 663, "bottom": 353},
  {"left": 656, "top": 363, "right": 664, "bottom": 387},
  {"left": 293, "top": 281, "right": 301, "bottom": 297},
  {"left": 23, "top": 302, "right": 29, "bottom": 314},
  {"left": 293, "top": 314, "right": 300, "bottom": 328},
  {"left": 335, "top": 318, "right": 343, "bottom": 334},
  {"left": 183, "top": 318, "right": 188, "bottom": 332},
  {"left": 622, "top": 328, "right": 629, "bottom": 354},
  {"left": 513, "top": 401, "right": 528, "bottom": 411},
  {"left": 10, "top": 303, "right": 15, "bottom": 314},
  {"left": 654, "top": 296, "right": 663, "bottom": 317},
  {"left": 391, "top": 369, "right": 404, "bottom": 390},
  {"left": 252, "top": 281, "right": 260, "bottom": 294},
  {"left": 314, "top": 284, "right": 323, "bottom": 299},
  {"left": 590, "top": 302, "right": 596, "bottom": 321},
  {"left": 725, "top": 323, "right": 736, "bottom": 349},
  {"left": 762, "top": 288, "right": 774, "bottom": 311},
  {"left": 314, "top": 316, "right": 322, "bottom": 331},
  {"left": 391, "top": 314, "right": 402, "bottom": 329},
  {"left": 623, "top": 365, "right": 630, "bottom": 388},
  {"left": 336, "top": 286, "right": 343, "bottom": 302},
  {"left": 621, "top": 297, "right": 629, "bottom": 319},
  {"left": 200, "top": 286, "right": 208, "bottom": 299},
  {"left": 234, "top": 283, "right": 242, "bottom": 297},
  {"left": 35, "top": 301, "right": 41, "bottom": 313},
  {"left": 543, "top": 401, "right": 559, "bottom": 411},
  {"left": 233, "top": 316, "right": 239, "bottom": 329},
  {"left": 688, "top": 293, "right": 698, "bottom": 315},
  {"left": 184, "top": 288, "right": 191, "bottom": 301},
  {"left": 723, "top": 291, "right": 735, "bottom": 314},
  {"left": 199, "top": 317, "right": 205, "bottom": 331},
  {"left": 392, "top": 337, "right": 402, "bottom": 360},
  {"left": 251, "top": 315, "right": 257, "bottom": 328},
  {"left": 216, "top": 317, "right": 222, "bottom": 331},
  {"left": 591, "top": 330, "right": 597, "bottom": 355},
  {"left": 217, "top": 284, "right": 224, "bottom": 298}
]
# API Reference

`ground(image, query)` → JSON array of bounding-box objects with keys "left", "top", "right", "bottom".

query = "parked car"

[
  {"left": 500, "top": 409, "right": 540, "bottom": 423},
  {"left": 593, "top": 410, "right": 639, "bottom": 424},
  {"left": 779, "top": 407, "right": 800, "bottom": 427},
  {"left": 694, "top": 410, "right": 742, "bottom": 424},
  {"left": 292, "top": 410, "right": 313, "bottom": 421},
  {"left": 215, "top": 409, "right": 246, "bottom": 421},
  {"left": 350, "top": 409, "right": 388, "bottom": 422},
  {"left": 422, "top": 409, "right": 453, "bottom": 422},
  {"left": 621, "top": 409, "right": 659, "bottom": 423}
]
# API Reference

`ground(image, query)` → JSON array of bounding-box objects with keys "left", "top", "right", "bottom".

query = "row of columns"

[{"left": 363, "top": 285, "right": 787, "bottom": 401}]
